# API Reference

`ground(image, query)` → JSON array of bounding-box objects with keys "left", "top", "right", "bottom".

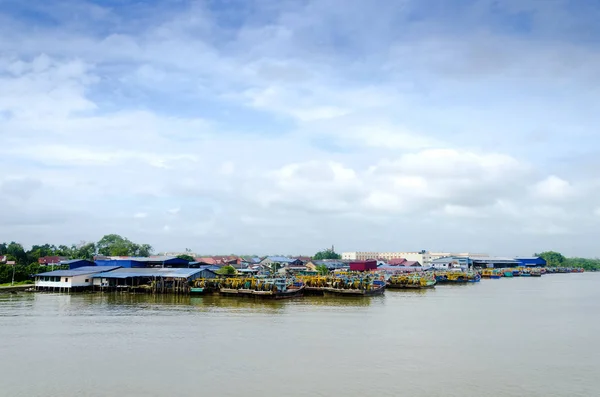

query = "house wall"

[
  {"left": 260, "top": 258, "right": 274, "bottom": 267},
  {"left": 36, "top": 274, "right": 96, "bottom": 288},
  {"left": 36, "top": 278, "right": 72, "bottom": 288}
]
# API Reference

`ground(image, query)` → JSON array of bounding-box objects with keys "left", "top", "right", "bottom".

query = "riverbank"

[{"left": 0, "top": 283, "right": 34, "bottom": 293}]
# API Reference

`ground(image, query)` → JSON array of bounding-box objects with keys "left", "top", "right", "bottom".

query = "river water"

[{"left": 1, "top": 273, "right": 598, "bottom": 397}]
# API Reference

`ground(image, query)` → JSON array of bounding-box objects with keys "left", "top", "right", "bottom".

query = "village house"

[{"left": 35, "top": 266, "right": 121, "bottom": 292}]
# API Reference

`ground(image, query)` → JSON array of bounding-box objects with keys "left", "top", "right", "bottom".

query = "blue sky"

[{"left": 1, "top": 0, "right": 600, "bottom": 256}]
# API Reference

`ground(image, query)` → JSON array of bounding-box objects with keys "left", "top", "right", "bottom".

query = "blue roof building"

[
  {"left": 94, "top": 256, "right": 190, "bottom": 268},
  {"left": 61, "top": 259, "right": 96, "bottom": 269},
  {"left": 92, "top": 267, "right": 211, "bottom": 291},
  {"left": 515, "top": 257, "right": 547, "bottom": 267}
]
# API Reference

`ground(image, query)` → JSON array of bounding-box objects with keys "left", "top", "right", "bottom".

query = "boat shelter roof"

[
  {"left": 93, "top": 267, "right": 204, "bottom": 279},
  {"left": 35, "top": 266, "right": 121, "bottom": 277}
]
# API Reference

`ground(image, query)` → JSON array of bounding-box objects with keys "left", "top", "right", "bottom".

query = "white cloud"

[
  {"left": 1, "top": 1, "right": 600, "bottom": 256},
  {"left": 532, "top": 176, "right": 573, "bottom": 201}
]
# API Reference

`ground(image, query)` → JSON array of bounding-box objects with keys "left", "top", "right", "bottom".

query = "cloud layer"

[{"left": 1, "top": 0, "right": 599, "bottom": 256}]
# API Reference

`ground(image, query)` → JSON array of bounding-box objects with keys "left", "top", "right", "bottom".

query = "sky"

[{"left": 1, "top": 0, "right": 600, "bottom": 256}]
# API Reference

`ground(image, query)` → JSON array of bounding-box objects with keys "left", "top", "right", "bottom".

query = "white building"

[
  {"left": 341, "top": 251, "right": 488, "bottom": 266},
  {"left": 342, "top": 251, "right": 426, "bottom": 263},
  {"left": 35, "top": 266, "right": 120, "bottom": 292}
]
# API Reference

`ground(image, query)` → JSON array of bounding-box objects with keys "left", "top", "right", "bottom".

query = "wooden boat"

[
  {"left": 190, "top": 287, "right": 205, "bottom": 294},
  {"left": 387, "top": 273, "right": 436, "bottom": 289},
  {"left": 323, "top": 283, "right": 385, "bottom": 297},
  {"left": 436, "top": 271, "right": 480, "bottom": 283},
  {"left": 503, "top": 271, "right": 514, "bottom": 278},
  {"left": 219, "top": 278, "right": 304, "bottom": 299}
]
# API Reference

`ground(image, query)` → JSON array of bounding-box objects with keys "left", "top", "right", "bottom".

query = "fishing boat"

[
  {"left": 435, "top": 270, "right": 480, "bottom": 283},
  {"left": 503, "top": 270, "right": 514, "bottom": 278},
  {"left": 530, "top": 268, "right": 542, "bottom": 277},
  {"left": 323, "top": 278, "right": 385, "bottom": 297},
  {"left": 219, "top": 278, "right": 305, "bottom": 299},
  {"left": 387, "top": 273, "right": 436, "bottom": 289}
]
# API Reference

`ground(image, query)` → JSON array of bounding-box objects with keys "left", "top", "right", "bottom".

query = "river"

[{"left": 1, "top": 273, "right": 598, "bottom": 397}]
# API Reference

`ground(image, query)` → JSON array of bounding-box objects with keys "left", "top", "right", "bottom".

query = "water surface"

[{"left": 1, "top": 273, "right": 598, "bottom": 397}]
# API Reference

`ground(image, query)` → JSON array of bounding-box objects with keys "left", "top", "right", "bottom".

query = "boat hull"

[
  {"left": 219, "top": 286, "right": 304, "bottom": 299},
  {"left": 323, "top": 286, "right": 385, "bottom": 297},
  {"left": 387, "top": 281, "right": 436, "bottom": 289}
]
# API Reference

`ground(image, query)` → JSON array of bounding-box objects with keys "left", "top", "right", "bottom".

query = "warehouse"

[
  {"left": 92, "top": 267, "right": 207, "bottom": 293},
  {"left": 515, "top": 257, "right": 547, "bottom": 267},
  {"left": 94, "top": 256, "right": 190, "bottom": 268},
  {"left": 472, "top": 257, "right": 519, "bottom": 269}
]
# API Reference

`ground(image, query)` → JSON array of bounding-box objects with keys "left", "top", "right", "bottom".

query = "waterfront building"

[
  {"left": 430, "top": 256, "right": 472, "bottom": 270},
  {"left": 471, "top": 257, "right": 519, "bottom": 269},
  {"left": 342, "top": 251, "right": 489, "bottom": 266},
  {"left": 94, "top": 256, "right": 190, "bottom": 268},
  {"left": 91, "top": 267, "right": 210, "bottom": 291},
  {"left": 514, "top": 257, "right": 547, "bottom": 267},
  {"left": 35, "top": 266, "right": 121, "bottom": 292}
]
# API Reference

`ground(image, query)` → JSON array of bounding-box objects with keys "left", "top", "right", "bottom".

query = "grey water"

[{"left": 1, "top": 273, "right": 598, "bottom": 397}]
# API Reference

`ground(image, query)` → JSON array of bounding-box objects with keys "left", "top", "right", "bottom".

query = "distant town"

[{"left": 1, "top": 234, "right": 598, "bottom": 294}]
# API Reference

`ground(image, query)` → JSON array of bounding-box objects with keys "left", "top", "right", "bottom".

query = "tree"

[
  {"left": 96, "top": 234, "right": 153, "bottom": 257},
  {"left": 316, "top": 264, "right": 329, "bottom": 275},
  {"left": 73, "top": 242, "right": 96, "bottom": 260},
  {"left": 536, "top": 251, "right": 566, "bottom": 267},
  {"left": 6, "top": 242, "right": 27, "bottom": 265},
  {"left": 177, "top": 254, "right": 195, "bottom": 263},
  {"left": 217, "top": 265, "right": 236, "bottom": 275},
  {"left": 313, "top": 248, "right": 341, "bottom": 260},
  {"left": 136, "top": 244, "right": 153, "bottom": 257}
]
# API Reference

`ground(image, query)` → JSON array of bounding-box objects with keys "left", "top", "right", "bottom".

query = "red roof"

[
  {"left": 349, "top": 260, "right": 378, "bottom": 271},
  {"left": 387, "top": 258, "right": 407, "bottom": 265},
  {"left": 38, "top": 256, "right": 68, "bottom": 264},
  {"left": 195, "top": 257, "right": 217, "bottom": 265}
]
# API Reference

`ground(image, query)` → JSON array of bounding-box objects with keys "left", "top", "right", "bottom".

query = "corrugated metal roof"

[
  {"left": 36, "top": 266, "right": 121, "bottom": 277},
  {"left": 265, "top": 256, "right": 297, "bottom": 263},
  {"left": 96, "top": 256, "right": 182, "bottom": 262},
  {"left": 60, "top": 259, "right": 93, "bottom": 265},
  {"left": 472, "top": 257, "right": 519, "bottom": 262},
  {"left": 93, "top": 267, "right": 204, "bottom": 279}
]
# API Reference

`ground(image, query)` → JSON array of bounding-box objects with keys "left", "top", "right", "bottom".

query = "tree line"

[
  {"left": 536, "top": 251, "right": 600, "bottom": 271},
  {"left": 0, "top": 234, "right": 153, "bottom": 284}
]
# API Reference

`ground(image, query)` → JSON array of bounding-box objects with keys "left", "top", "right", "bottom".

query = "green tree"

[
  {"left": 73, "top": 242, "right": 97, "bottom": 260},
  {"left": 316, "top": 264, "right": 329, "bottom": 275},
  {"left": 6, "top": 242, "right": 27, "bottom": 265},
  {"left": 136, "top": 244, "right": 153, "bottom": 257},
  {"left": 177, "top": 254, "right": 195, "bottom": 262},
  {"left": 535, "top": 251, "right": 566, "bottom": 267},
  {"left": 217, "top": 265, "right": 237, "bottom": 275},
  {"left": 96, "top": 234, "right": 153, "bottom": 257},
  {"left": 313, "top": 248, "right": 341, "bottom": 260}
]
